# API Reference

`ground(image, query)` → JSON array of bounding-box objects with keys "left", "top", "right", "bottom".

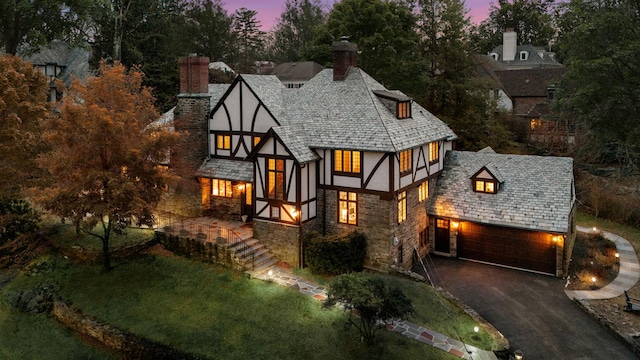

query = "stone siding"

[
  {"left": 172, "top": 96, "right": 209, "bottom": 177},
  {"left": 253, "top": 219, "right": 307, "bottom": 267}
]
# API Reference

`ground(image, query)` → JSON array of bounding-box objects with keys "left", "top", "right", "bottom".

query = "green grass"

[
  {"left": 1, "top": 253, "right": 489, "bottom": 360},
  {"left": 576, "top": 211, "right": 640, "bottom": 252},
  {"left": 49, "top": 223, "right": 155, "bottom": 251},
  {"left": 0, "top": 301, "right": 111, "bottom": 360}
]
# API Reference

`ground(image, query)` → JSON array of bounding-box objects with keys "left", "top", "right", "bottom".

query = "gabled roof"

[
  {"left": 283, "top": 68, "right": 456, "bottom": 152},
  {"left": 428, "top": 150, "right": 574, "bottom": 233},
  {"left": 268, "top": 61, "right": 325, "bottom": 83},
  {"left": 240, "top": 75, "right": 289, "bottom": 121},
  {"left": 270, "top": 126, "right": 320, "bottom": 164},
  {"left": 209, "top": 61, "right": 235, "bottom": 74},
  {"left": 22, "top": 41, "right": 90, "bottom": 86},
  {"left": 495, "top": 68, "right": 566, "bottom": 98}
]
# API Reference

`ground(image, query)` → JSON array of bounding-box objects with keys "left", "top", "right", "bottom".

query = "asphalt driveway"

[{"left": 415, "top": 256, "right": 637, "bottom": 359}]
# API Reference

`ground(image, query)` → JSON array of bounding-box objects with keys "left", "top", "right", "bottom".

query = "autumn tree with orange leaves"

[{"left": 38, "top": 61, "right": 180, "bottom": 271}]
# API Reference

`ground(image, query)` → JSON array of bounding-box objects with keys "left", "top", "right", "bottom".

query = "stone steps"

[{"left": 228, "top": 237, "right": 278, "bottom": 275}]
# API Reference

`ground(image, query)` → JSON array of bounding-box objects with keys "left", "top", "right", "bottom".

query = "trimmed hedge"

[{"left": 304, "top": 231, "right": 366, "bottom": 275}]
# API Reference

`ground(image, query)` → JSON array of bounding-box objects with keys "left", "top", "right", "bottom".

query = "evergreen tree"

[
  {"left": 470, "top": 0, "right": 556, "bottom": 54},
  {"left": 185, "top": 0, "right": 233, "bottom": 63},
  {"left": 231, "top": 7, "right": 266, "bottom": 73},
  {"left": 269, "top": 0, "right": 326, "bottom": 63}
]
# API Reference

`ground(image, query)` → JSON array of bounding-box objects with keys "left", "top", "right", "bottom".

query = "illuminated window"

[
  {"left": 334, "top": 150, "right": 361, "bottom": 174},
  {"left": 397, "top": 101, "right": 411, "bottom": 119},
  {"left": 474, "top": 180, "right": 496, "bottom": 194},
  {"left": 212, "top": 179, "right": 232, "bottom": 197},
  {"left": 399, "top": 150, "right": 412, "bottom": 175},
  {"left": 429, "top": 142, "right": 439, "bottom": 164},
  {"left": 338, "top": 191, "right": 357, "bottom": 225},
  {"left": 217, "top": 134, "right": 230, "bottom": 150},
  {"left": 267, "top": 158, "right": 285, "bottom": 199},
  {"left": 253, "top": 136, "right": 261, "bottom": 147},
  {"left": 418, "top": 181, "right": 429, "bottom": 202},
  {"left": 398, "top": 191, "right": 407, "bottom": 223}
]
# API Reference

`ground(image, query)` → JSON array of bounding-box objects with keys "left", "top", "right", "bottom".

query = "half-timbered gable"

[{"left": 208, "top": 75, "right": 284, "bottom": 160}]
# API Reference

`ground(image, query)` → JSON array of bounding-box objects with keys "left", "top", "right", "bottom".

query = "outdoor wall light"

[
  {"left": 514, "top": 350, "right": 523, "bottom": 360},
  {"left": 237, "top": 184, "right": 245, "bottom": 191},
  {"left": 392, "top": 235, "right": 399, "bottom": 247},
  {"left": 616, "top": 253, "right": 620, "bottom": 258},
  {"left": 451, "top": 221, "right": 460, "bottom": 229}
]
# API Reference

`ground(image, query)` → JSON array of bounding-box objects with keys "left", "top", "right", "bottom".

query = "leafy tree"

[
  {"left": 37, "top": 62, "right": 180, "bottom": 271},
  {"left": 0, "top": 54, "right": 49, "bottom": 197},
  {"left": 314, "top": 0, "right": 422, "bottom": 92},
  {"left": 470, "top": 0, "right": 556, "bottom": 53},
  {"left": 90, "top": 0, "right": 191, "bottom": 111},
  {"left": 231, "top": 7, "right": 266, "bottom": 73},
  {"left": 554, "top": 0, "right": 640, "bottom": 170},
  {"left": 324, "top": 273, "right": 413, "bottom": 345},
  {"left": 0, "top": 0, "right": 91, "bottom": 55},
  {"left": 185, "top": 0, "right": 233, "bottom": 63},
  {"left": 0, "top": 199, "right": 40, "bottom": 246},
  {"left": 269, "top": 0, "right": 326, "bottom": 63}
]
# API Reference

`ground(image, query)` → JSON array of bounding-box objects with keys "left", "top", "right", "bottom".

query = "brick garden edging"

[{"left": 51, "top": 301, "right": 203, "bottom": 360}]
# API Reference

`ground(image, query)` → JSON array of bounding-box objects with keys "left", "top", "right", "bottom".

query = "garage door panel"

[{"left": 457, "top": 222, "right": 555, "bottom": 274}]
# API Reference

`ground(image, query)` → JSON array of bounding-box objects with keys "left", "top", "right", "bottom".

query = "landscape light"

[
  {"left": 514, "top": 350, "right": 523, "bottom": 360},
  {"left": 591, "top": 277, "right": 596, "bottom": 284}
]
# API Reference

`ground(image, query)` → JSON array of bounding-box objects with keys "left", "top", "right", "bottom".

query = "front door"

[
  {"left": 435, "top": 218, "right": 450, "bottom": 253},
  {"left": 242, "top": 183, "right": 253, "bottom": 221}
]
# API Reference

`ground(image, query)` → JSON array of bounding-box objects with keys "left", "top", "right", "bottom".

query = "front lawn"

[
  {"left": 3, "top": 252, "right": 473, "bottom": 360},
  {"left": 49, "top": 223, "right": 155, "bottom": 252}
]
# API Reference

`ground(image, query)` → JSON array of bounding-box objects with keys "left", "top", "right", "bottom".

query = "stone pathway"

[
  {"left": 565, "top": 226, "right": 640, "bottom": 300},
  {"left": 254, "top": 267, "right": 498, "bottom": 360}
]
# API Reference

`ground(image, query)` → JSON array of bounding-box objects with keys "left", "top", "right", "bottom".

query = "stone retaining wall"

[{"left": 52, "top": 301, "right": 202, "bottom": 359}]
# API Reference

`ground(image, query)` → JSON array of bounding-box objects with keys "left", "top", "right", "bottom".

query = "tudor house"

[
  {"left": 169, "top": 40, "right": 456, "bottom": 271},
  {"left": 167, "top": 39, "right": 575, "bottom": 277}
]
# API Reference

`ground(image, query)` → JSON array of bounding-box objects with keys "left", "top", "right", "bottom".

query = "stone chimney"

[
  {"left": 173, "top": 54, "right": 211, "bottom": 178},
  {"left": 332, "top": 37, "right": 357, "bottom": 81},
  {"left": 502, "top": 28, "right": 517, "bottom": 62},
  {"left": 179, "top": 54, "right": 209, "bottom": 94}
]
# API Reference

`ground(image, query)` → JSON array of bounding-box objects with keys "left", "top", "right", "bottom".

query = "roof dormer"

[
  {"left": 373, "top": 90, "right": 412, "bottom": 119},
  {"left": 471, "top": 164, "right": 503, "bottom": 194},
  {"left": 519, "top": 50, "right": 529, "bottom": 61}
]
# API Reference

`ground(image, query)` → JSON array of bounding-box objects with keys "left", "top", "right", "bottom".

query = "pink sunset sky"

[{"left": 223, "top": 0, "right": 492, "bottom": 30}]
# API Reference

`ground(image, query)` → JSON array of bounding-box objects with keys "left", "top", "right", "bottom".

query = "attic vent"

[
  {"left": 490, "top": 52, "right": 499, "bottom": 61},
  {"left": 519, "top": 51, "right": 529, "bottom": 61},
  {"left": 372, "top": 90, "right": 412, "bottom": 119}
]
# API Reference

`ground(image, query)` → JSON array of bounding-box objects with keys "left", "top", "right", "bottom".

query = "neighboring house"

[
  {"left": 22, "top": 41, "right": 90, "bottom": 102},
  {"left": 428, "top": 147, "right": 576, "bottom": 277},
  {"left": 477, "top": 30, "right": 572, "bottom": 144},
  {"left": 267, "top": 61, "right": 325, "bottom": 88},
  {"left": 164, "top": 39, "right": 575, "bottom": 277}
]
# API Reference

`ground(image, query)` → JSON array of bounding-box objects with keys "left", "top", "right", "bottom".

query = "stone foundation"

[{"left": 253, "top": 219, "right": 302, "bottom": 267}]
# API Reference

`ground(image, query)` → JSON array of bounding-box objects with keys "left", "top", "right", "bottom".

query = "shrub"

[{"left": 304, "top": 231, "right": 366, "bottom": 275}]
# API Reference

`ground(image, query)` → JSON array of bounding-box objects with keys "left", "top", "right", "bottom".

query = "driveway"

[{"left": 416, "top": 256, "right": 637, "bottom": 359}]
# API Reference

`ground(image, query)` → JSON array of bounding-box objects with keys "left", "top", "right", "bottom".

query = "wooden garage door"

[{"left": 457, "top": 222, "right": 556, "bottom": 275}]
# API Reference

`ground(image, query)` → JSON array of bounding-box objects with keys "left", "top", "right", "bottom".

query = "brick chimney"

[
  {"left": 332, "top": 37, "right": 357, "bottom": 81},
  {"left": 179, "top": 54, "right": 209, "bottom": 94},
  {"left": 502, "top": 28, "right": 517, "bottom": 62},
  {"left": 173, "top": 54, "right": 211, "bottom": 178}
]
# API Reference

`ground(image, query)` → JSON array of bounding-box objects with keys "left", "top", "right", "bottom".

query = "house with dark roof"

[
  {"left": 22, "top": 41, "right": 90, "bottom": 102},
  {"left": 428, "top": 147, "right": 576, "bottom": 276},
  {"left": 477, "top": 30, "right": 573, "bottom": 144},
  {"left": 164, "top": 39, "right": 575, "bottom": 277},
  {"left": 267, "top": 61, "right": 325, "bottom": 88}
]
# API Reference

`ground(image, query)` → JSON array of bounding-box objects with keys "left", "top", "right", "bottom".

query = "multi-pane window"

[
  {"left": 474, "top": 180, "right": 496, "bottom": 194},
  {"left": 217, "top": 134, "right": 231, "bottom": 150},
  {"left": 267, "top": 158, "right": 285, "bottom": 199},
  {"left": 271, "top": 206, "right": 280, "bottom": 219},
  {"left": 338, "top": 191, "right": 357, "bottom": 225},
  {"left": 429, "top": 142, "right": 439, "bottom": 164},
  {"left": 418, "top": 181, "right": 429, "bottom": 202},
  {"left": 398, "top": 191, "right": 407, "bottom": 223},
  {"left": 399, "top": 150, "right": 412, "bottom": 175},
  {"left": 212, "top": 179, "right": 232, "bottom": 197},
  {"left": 334, "top": 150, "right": 361, "bottom": 173},
  {"left": 397, "top": 101, "right": 411, "bottom": 119}
]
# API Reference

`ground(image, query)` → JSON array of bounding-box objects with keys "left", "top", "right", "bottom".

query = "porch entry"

[
  {"left": 435, "top": 218, "right": 450, "bottom": 253},
  {"left": 241, "top": 183, "right": 253, "bottom": 221}
]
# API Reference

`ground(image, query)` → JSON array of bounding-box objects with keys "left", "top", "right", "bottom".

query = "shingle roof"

[
  {"left": 428, "top": 150, "right": 574, "bottom": 233},
  {"left": 22, "top": 41, "right": 90, "bottom": 86},
  {"left": 283, "top": 69, "right": 456, "bottom": 152},
  {"left": 271, "top": 126, "right": 320, "bottom": 164},
  {"left": 197, "top": 158, "right": 253, "bottom": 182},
  {"left": 268, "top": 61, "right": 325, "bottom": 83},
  {"left": 495, "top": 68, "right": 566, "bottom": 98},
  {"left": 489, "top": 44, "right": 564, "bottom": 68},
  {"left": 241, "top": 75, "right": 288, "bottom": 122}
]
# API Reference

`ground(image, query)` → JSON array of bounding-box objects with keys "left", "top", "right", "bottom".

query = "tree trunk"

[{"left": 102, "top": 237, "right": 112, "bottom": 272}]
